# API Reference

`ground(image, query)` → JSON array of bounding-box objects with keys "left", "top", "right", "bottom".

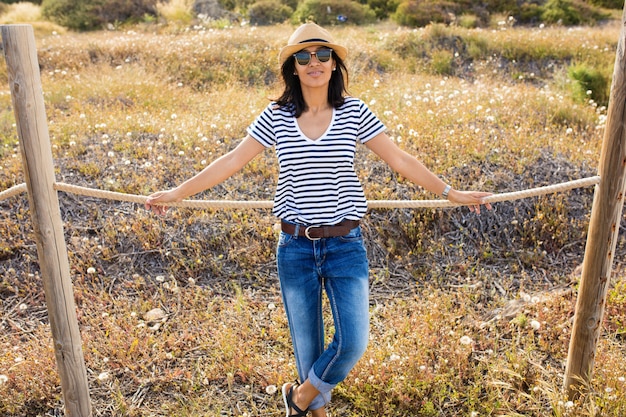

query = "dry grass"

[{"left": 1, "top": 17, "right": 626, "bottom": 416}]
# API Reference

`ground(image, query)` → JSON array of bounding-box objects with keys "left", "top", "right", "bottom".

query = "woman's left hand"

[{"left": 447, "top": 189, "right": 493, "bottom": 214}]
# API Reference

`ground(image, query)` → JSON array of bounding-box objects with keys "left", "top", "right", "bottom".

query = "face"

[{"left": 293, "top": 46, "right": 335, "bottom": 88}]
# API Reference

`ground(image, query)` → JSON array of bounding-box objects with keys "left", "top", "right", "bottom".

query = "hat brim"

[{"left": 279, "top": 41, "right": 348, "bottom": 65}]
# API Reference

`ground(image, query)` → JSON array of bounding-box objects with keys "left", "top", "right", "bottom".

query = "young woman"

[{"left": 145, "top": 23, "right": 492, "bottom": 417}]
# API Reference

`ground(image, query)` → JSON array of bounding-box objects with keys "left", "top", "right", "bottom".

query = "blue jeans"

[{"left": 277, "top": 224, "right": 370, "bottom": 411}]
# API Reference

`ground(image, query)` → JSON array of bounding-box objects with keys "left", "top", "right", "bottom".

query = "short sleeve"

[
  {"left": 247, "top": 103, "right": 277, "bottom": 148},
  {"left": 357, "top": 100, "right": 386, "bottom": 144}
]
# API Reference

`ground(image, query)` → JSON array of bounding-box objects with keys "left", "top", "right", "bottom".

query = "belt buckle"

[{"left": 304, "top": 225, "right": 321, "bottom": 241}]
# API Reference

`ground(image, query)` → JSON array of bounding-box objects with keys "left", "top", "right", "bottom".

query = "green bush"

[
  {"left": 361, "top": 0, "right": 400, "bottom": 19},
  {"left": 517, "top": 2, "right": 544, "bottom": 24},
  {"left": 248, "top": 0, "right": 292, "bottom": 25},
  {"left": 218, "top": 0, "right": 258, "bottom": 12},
  {"left": 429, "top": 49, "right": 454, "bottom": 75},
  {"left": 568, "top": 63, "right": 609, "bottom": 106},
  {"left": 481, "top": 0, "right": 610, "bottom": 26},
  {"left": 392, "top": 0, "right": 460, "bottom": 27},
  {"left": 41, "top": 0, "right": 158, "bottom": 31},
  {"left": 41, "top": 0, "right": 97, "bottom": 30},
  {"left": 540, "top": 0, "right": 610, "bottom": 26},
  {"left": 588, "top": 0, "right": 624, "bottom": 9},
  {"left": 291, "top": 0, "right": 376, "bottom": 25},
  {"left": 541, "top": 0, "right": 582, "bottom": 25}
]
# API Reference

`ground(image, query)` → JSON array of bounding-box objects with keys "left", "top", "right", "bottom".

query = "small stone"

[{"left": 143, "top": 308, "right": 166, "bottom": 323}]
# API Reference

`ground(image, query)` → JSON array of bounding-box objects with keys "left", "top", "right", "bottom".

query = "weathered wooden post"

[
  {"left": 563, "top": 6, "right": 626, "bottom": 398},
  {"left": 1, "top": 25, "right": 92, "bottom": 415}
]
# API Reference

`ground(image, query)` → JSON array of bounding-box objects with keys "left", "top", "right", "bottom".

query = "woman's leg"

[
  {"left": 306, "top": 227, "right": 370, "bottom": 406},
  {"left": 277, "top": 230, "right": 326, "bottom": 411}
]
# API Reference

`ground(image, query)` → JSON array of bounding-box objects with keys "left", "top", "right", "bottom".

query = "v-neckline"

[{"left": 295, "top": 108, "right": 335, "bottom": 142}]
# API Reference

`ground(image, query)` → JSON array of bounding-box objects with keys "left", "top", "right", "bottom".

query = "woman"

[{"left": 145, "top": 23, "right": 492, "bottom": 417}]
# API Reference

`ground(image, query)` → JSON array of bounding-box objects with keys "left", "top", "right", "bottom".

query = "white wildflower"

[
  {"left": 87, "top": 267, "right": 96, "bottom": 274},
  {"left": 460, "top": 335, "right": 473, "bottom": 345},
  {"left": 265, "top": 385, "right": 277, "bottom": 395},
  {"left": 0, "top": 375, "right": 8, "bottom": 385},
  {"left": 530, "top": 320, "right": 541, "bottom": 330},
  {"left": 98, "top": 372, "right": 109, "bottom": 381}
]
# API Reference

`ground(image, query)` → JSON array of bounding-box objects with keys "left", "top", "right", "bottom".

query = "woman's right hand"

[{"left": 144, "top": 189, "right": 181, "bottom": 216}]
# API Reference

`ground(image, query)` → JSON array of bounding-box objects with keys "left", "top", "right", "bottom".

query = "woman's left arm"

[{"left": 365, "top": 132, "right": 492, "bottom": 213}]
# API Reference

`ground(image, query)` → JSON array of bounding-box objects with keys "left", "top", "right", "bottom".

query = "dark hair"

[{"left": 274, "top": 51, "right": 349, "bottom": 118}]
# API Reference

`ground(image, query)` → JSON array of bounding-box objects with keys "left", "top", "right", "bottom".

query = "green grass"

[{"left": 1, "top": 16, "right": 626, "bottom": 416}]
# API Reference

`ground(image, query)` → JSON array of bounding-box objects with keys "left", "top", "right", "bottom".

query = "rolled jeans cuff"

[{"left": 307, "top": 367, "right": 335, "bottom": 410}]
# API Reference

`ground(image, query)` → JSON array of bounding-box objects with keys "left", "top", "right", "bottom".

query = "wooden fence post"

[
  {"left": 1, "top": 25, "right": 92, "bottom": 416},
  {"left": 563, "top": 6, "right": 626, "bottom": 398}
]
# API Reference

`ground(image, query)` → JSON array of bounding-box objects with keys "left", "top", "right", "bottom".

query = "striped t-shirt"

[{"left": 247, "top": 97, "right": 386, "bottom": 225}]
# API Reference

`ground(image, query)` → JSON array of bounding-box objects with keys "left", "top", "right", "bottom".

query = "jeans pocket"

[
  {"left": 338, "top": 226, "right": 363, "bottom": 243},
  {"left": 278, "top": 231, "right": 295, "bottom": 248}
]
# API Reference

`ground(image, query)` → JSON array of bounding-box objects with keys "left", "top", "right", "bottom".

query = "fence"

[{"left": 1, "top": 16, "right": 625, "bottom": 416}]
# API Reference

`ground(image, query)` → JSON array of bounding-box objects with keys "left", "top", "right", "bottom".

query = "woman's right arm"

[{"left": 145, "top": 134, "right": 266, "bottom": 215}]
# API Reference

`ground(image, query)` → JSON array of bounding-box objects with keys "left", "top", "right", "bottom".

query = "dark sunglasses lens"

[
  {"left": 317, "top": 49, "right": 332, "bottom": 62},
  {"left": 294, "top": 52, "right": 310, "bottom": 65}
]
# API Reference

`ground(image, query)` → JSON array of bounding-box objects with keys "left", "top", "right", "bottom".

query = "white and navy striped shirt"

[{"left": 247, "top": 97, "right": 386, "bottom": 225}]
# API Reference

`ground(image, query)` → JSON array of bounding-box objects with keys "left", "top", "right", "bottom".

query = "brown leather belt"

[{"left": 281, "top": 219, "right": 360, "bottom": 240}]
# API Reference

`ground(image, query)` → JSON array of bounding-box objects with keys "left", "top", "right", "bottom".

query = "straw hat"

[{"left": 279, "top": 23, "right": 348, "bottom": 65}]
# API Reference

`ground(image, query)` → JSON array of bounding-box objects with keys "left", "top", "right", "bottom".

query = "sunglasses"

[{"left": 293, "top": 48, "right": 333, "bottom": 66}]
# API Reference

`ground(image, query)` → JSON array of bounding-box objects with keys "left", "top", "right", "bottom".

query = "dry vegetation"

[{"left": 1, "top": 14, "right": 626, "bottom": 417}]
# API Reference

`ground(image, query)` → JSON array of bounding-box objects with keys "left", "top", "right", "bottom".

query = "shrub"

[
  {"left": 248, "top": 0, "right": 292, "bottom": 25},
  {"left": 540, "top": 0, "right": 610, "bottom": 26},
  {"left": 541, "top": 0, "right": 582, "bottom": 25},
  {"left": 568, "top": 63, "right": 609, "bottom": 106},
  {"left": 588, "top": 0, "right": 624, "bottom": 9},
  {"left": 157, "top": 0, "right": 194, "bottom": 24},
  {"left": 457, "top": 13, "right": 479, "bottom": 28},
  {"left": 0, "top": 1, "right": 41, "bottom": 22},
  {"left": 217, "top": 0, "right": 255, "bottom": 12},
  {"left": 41, "top": 0, "right": 98, "bottom": 30},
  {"left": 361, "top": 0, "right": 400, "bottom": 19},
  {"left": 291, "top": 0, "right": 376, "bottom": 26},
  {"left": 41, "top": 0, "right": 158, "bottom": 31},
  {"left": 392, "top": 0, "right": 460, "bottom": 27},
  {"left": 429, "top": 49, "right": 454, "bottom": 75},
  {"left": 517, "top": 2, "right": 544, "bottom": 24}
]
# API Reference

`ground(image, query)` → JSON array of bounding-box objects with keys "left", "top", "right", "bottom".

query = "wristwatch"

[{"left": 442, "top": 184, "right": 451, "bottom": 199}]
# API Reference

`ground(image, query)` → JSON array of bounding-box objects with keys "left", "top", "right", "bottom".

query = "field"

[{"left": 1, "top": 15, "right": 626, "bottom": 417}]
